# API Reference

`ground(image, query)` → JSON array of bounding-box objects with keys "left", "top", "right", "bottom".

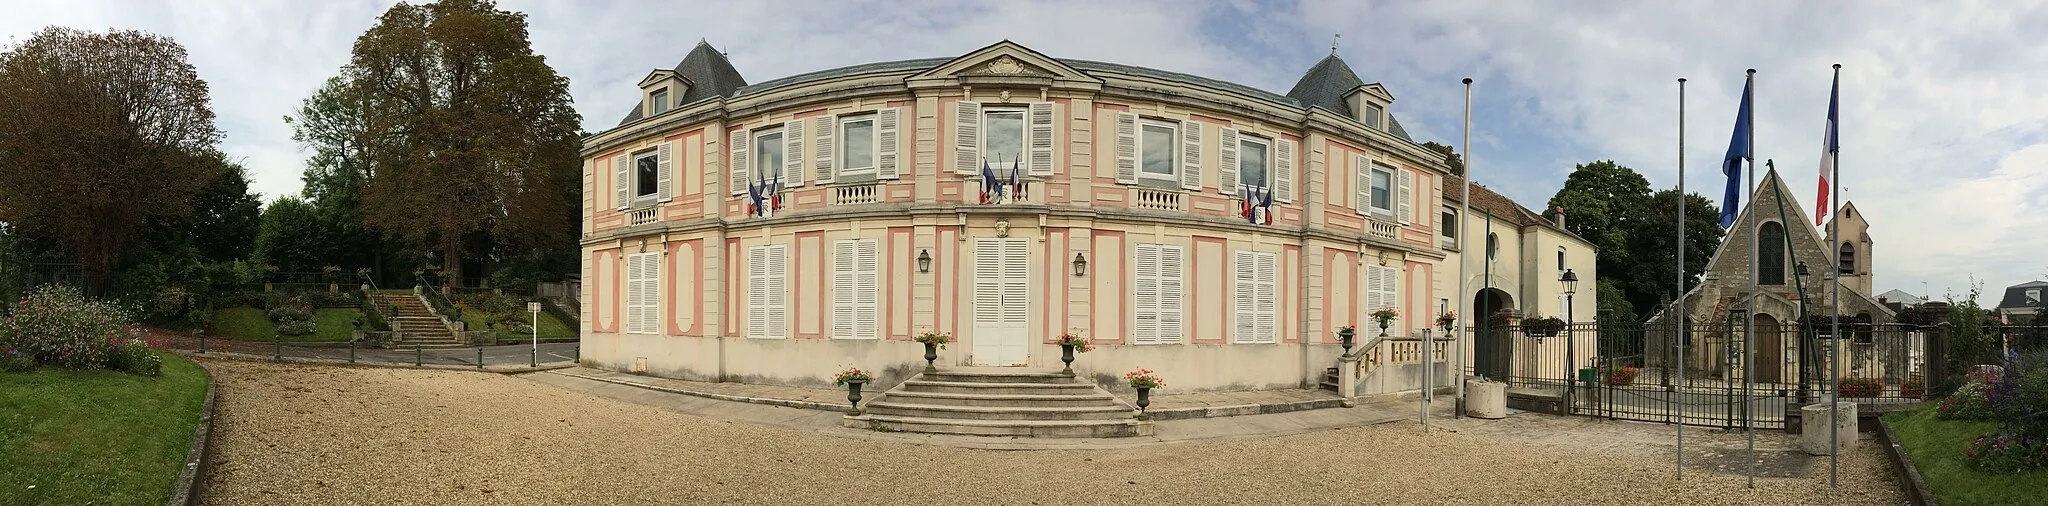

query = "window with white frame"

[
  {"left": 1138, "top": 120, "right": 1178, "bottom": 180},
  {"left": 1441, "top": 206, "right": 1457, "bottom": 239},
  {"left": 1133, "top": 244, "right": 1184, "bottom": 344},
  {"left": 1238, "top": 135, "right": 1270, "bottom": 190},
  {"left": 632, "top": 149, "right": 659, "bottom": 201},
  {"left": 746, "top": 245, "right": 788, "bottom": 338},
  {"left": 649, "top": 88, "right": 670, "bottom": 116},
  {"left": 1234, "top": 250, "right": 1278, "bottom": 343},
  {"left": 838, "top": 115, "right": 877, "bottom": 176},
  {"left": 831, "top": 239, "right": 879, "bottom": 339},
  {"left": 753, "top": 129, "right": 785, "bottom": 184},
  {"left": 625, "top": 252, "right": 659, "bottom": 334},
  {"left": 983, "top": 108, "right": 1026, "bottom": 167},
  {"left": 1365, "top": 103, "right": 1384, "bottom": 130},
  {"left": 1557, "top": 247, "right": 1567, "bottom": 271},
  {"left": 1369, "top": 164, "right": 1394, "bottom": 214}
]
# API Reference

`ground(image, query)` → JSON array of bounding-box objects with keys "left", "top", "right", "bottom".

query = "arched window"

[
  {"left": 1486, "top": 233, "right": 1499, "bottom": 262},
  {"left": 1758, "top": 222, "right": 1786, "bottom": 285},
  {"left": 1838, "top": 243, "right": 1856, "bottom": 274}
]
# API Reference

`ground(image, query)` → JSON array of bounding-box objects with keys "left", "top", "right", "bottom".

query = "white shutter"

[
  {"left": 856, "top": 239, "right": 880, "bottom": 339},
  {"left": 1367, "top": 264, "right": 1402, "bottom": 334},
  {"left": 1218, "top": 128, "right": 1239, "bottom": 195},
  {"left": 1133, "top": 244, "right": 1160, "bottom": 344},
  {"left": 1114, "top": 112, "right": 1138, "bottom": 184},
  {"left": 1385, "top": 265, "right": 1402, "bottom": 333},
  {"left": 624, "top": 254, "right": 640, "bottom": 334},
  {"left": 1159, "top": 245, "right": 1183, "bottom": 344},
  {"left": 814, "top": 114, "right": 835, "bottom": 184},
  {"left": 747, "top": 247, "right": 768, "bottom": 337},
  {"left": 1363, "top": 263, "right": 1384, "bottom": 331},
  {"left": 657, "top": 142, "right": 674, "bottom": 202},
  {"left": 729, "top": 130, "right": 749, "bottom": 196},
  {"left": 1274, "top": 138, "right": 1295, "bottom": 203},
  {"left": 1233, "top": 251, "right": 1255, "bottom": 342},
  {"left": 630, "top": 253, "right": 660, "bottom": 334},
  {"left": 1028, "top": 102, "right": 1054, "bottom": 176},
  {"left": 1256, "top": 253, "right": 1277, "bottom": 343},
  {"left": 954, "top": 101, "right": 981, "bottom": 174},
  {"left": 1397, "top": 169, "right": 1414, "bottom": 224},
  {"left": 1179, "top": 120, "right": 1202, "bottom": 190},
  {"left": 832, "top": 240, "right": 856, "bottom": 339},
  {"left": 877, "top": 108, "right": 901, "bottom": 180},
  {"left": 783, "top": 119, "right": 805, "bottom": 187},
  {"left": 768, "top": 245, "right": 788, "bottom": 338},
  {"left": 614, "top": 155, "right": 629, "bottom": 210},
  {"left": 1355, "top": 155, "right": 1372, "bottom": 216}
]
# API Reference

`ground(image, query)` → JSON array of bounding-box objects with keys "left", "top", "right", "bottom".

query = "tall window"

[
  {"left": 1557, "top": 247, "right": 1567, "bottom": 271},
  {"left": 1138, "top": 121, "right": 1178, "bottom": 179},
  {"left": 839, "top": 115, "right": 877, "bottom": 176},
  {"left": 1233, "top": 251, "right": 1278, "bottom": 344},
  {"left": 625, "top": 253, "right": 659, "bottom": 334},
  {"left": 747, "top": 245, "right": 789, "bottom": 339},
  {"left": 649, "top": 88, "right": 670, "bottom": 115},
  {"left": 984, "top": 108, "right": 1025, "bottom": 166},
  {"left": 1239, "top": 136, "right": 1269, "bottom": 189},
  {"left": 1364, "top": 103, "right": 1384, "bottom": 130},
  {"left": 1759, "top": 221, "right": 1786, "bottom": 285},
  {"left": 1133, "top": 244, "right": 1184, "bottom": 344},
  {"left": 1441, "top": 206, "right": 1457, "bottom": 239},
  {"left": 1838, "top": 243, "right": 1856, "bottom": 274},
  {"left": 633, "top": 149, "right": 659, "bottom": 200},
  {"left": 1368, "top": 165, "right": 1394, "bottom": 213},
  {"left": 753, "top": 129, "right": 784, "bottom": 184},
  {"left": 832, "top": 239, "right": 879, "bottom": 339},
  {"left": 1364, "top": 264, "right": 1400, "bottom": 332}
]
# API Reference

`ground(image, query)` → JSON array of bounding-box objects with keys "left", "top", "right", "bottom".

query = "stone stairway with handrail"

[
  {"left": 843, "top": 367, "right": 1153, "bottom": 437},
  {"left": 378, "top": 293, "right": 467, "bottom": 349}
]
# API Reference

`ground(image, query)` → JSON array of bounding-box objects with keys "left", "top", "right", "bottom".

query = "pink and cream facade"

[{"left": 580, "top": 41, "right": 1464, "bottom": 392}]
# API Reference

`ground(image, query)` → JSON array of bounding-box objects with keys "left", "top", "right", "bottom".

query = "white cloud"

[{"left": 6, "top": 0, "right": 2047, "bottom": 303}]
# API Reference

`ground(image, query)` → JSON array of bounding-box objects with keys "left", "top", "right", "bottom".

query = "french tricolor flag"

[{"left": 1815, "top": 70, "right": 1839, "bottom": 226}]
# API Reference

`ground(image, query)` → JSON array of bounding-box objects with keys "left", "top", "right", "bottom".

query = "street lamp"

[
  {"left": 1795, "top": 261, "right": 1815, "bottom": 403},
  {"left": 1561, "top": 268, "right": 1579, "bottom": 407}
]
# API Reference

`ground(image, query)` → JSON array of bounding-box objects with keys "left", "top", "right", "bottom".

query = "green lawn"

[
  {"left": 462, "top": 309, "right": 578, "bottom": 340},
  {"left": 1885, "top": 407, "right": 2048, "bottom": 505},
  {"left": 210, "top": 307, "right": 363, "bottom": 342},
  {"left": 0, "top": 353, "right": 209, "bottom": 505}
]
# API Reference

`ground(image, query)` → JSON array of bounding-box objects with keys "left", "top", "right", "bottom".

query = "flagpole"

[
  {"left": 1828, "top": 62, "right": 1844, "bottom": 489},
  {"left": 1456, "top": 77, "right": 1474, "bottom": 418},
  {"left": 1675, "top": 76, "right": 1687, "bottom": 481},
  {"left": 1744, "top": 68, "right": 1758, "bottom": 489}
]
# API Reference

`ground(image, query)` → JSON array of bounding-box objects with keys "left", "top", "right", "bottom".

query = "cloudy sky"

[{"left": 8, "top": 0, "right": 2046, "bottom": 302}]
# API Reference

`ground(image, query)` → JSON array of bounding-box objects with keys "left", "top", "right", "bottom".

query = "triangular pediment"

[
  {"left": 638, "top": 69, "right": 687, "bottom": 89},
  {"left": 906, "top": 40, "right": 1103, "bottom": 90},
  {"left": 1347, "top": 83, "right": 1395, "bottom": 102}
]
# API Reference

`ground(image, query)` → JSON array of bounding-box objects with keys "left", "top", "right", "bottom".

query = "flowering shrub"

[
  {"left": 1989, "top": 349, "right": 2048, "bottom": 442},
  {"left": 1838, "top": 378, "right": 1885, "bottom": 398},
  {"left": 1054, "top": 330, "right": 1093, "bottom": 352},
  {"left": 913, "top": 330, "right": 954, "bottom": 349},
  {"left": 1125, "top": 368, "right": 1164, "bottom": 389},
  {"left": 1603, "top": 366, "right": 1640, "bottom": 386},
  {"left": 833, "top": 367, "right": 874, "bottom": 386},
  {"left": 1965, "top": 432, "right": 2047, "bottom": 473},
  {"left": 1, "top": 346, "right": 32, "bottom": 372},
  {"left": 105, "top": 337, "right": 164, "bottom": 376},
  {"left": 267, "top": 302, "right": 316, "bottom": 336},
  {"left": 1938, "top": 380, "right": 1995, "bottom": 420},
  {"left": 1902, "top": 376, "right": 1926, "bottom": 398},
  {"left": 0, "top": 285, "right": 134, "bottom": 369}
]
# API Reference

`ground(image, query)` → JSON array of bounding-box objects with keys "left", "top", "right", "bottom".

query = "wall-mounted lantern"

[
  {"left": 917, "top": 249, "right": 932, "bottom": 274},
  {"left": 1071, "top": 253, "right": 1088, "bottom": 277}
]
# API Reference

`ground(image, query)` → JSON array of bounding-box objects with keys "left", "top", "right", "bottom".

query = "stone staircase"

[
  {"left": 844, "top": 368, "right": 1153, "bottom": 438},
  {"left": 379, "top": 294, "right": 467, "bottom": 349}
]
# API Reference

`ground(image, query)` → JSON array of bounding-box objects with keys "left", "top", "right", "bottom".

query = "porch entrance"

[{"left": 971, "top": 238, "right": 1030, "bottom": 366}]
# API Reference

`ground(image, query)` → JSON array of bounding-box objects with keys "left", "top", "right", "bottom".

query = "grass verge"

[
  {"left": 0, "top": 353, "right": 209, "bottom": 505},
  {"left": 1884, "top": 406, "right": 2048, "bottom": 505},
  {"left": 462, "top": 309, "right": 578, "bottom": 341},
  {"left": 209, "top": 307, "right": 362, "bottom": 342}
]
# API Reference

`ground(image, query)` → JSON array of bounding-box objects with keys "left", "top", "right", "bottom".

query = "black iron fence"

[{"left": 1471, "top": 320, "right": 1942, "bottom": 429}]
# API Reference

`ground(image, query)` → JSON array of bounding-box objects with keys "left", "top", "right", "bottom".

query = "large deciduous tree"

[
  {"left": 1543, "top": 161, "right": 1726, "bottom": 319},
  {"left": 341, "top": 0, "right": 582, "bottom": 282},
  {"left": 1419, "top": 141, "right": 1465, "bottom": 176},
  {"left": 0, "top": 27, "right": 224, "bottom": 290}
]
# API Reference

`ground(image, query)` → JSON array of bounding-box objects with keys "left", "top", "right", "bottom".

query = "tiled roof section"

[
  {"left": 1999, "top": 281, "right": 2048, "bottom": 309},
  {"left": 1285, "top": 54, "right": 1363, "bottom": 116},
  {"left": 617, "top": 41, "right": 750, "bottom": 126},
  {"left": 1063, "top": 60, "right": 1299, "bottom": 106},
  {"left": 738, "top": 57, "right": 953, "bottom": 96},
  {"left": 1442, "top": 174, "right": 1570, "bottom": 235}
]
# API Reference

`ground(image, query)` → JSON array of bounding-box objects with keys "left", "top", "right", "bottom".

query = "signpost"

[{"left": 528, "top": 302, "right": 541, "bottom": 367}]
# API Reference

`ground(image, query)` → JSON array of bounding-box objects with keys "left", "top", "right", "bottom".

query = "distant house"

[
  {"left": 1996, "top": 281, "right": 2048, "bottom": 323},
  {"left": 1875, "top": 288, "right": 1924, "bottom": 313}
]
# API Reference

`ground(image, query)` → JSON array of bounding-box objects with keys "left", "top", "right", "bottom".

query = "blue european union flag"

[{"left": 1721, "top": 74, "right": 1753, "bottom": 228}]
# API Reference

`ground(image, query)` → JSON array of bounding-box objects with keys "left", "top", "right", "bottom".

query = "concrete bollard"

[
  {"left": 1800, "top": 401, "right": 1858, "bottom": 455},
  {"left": 1465, "top": 379, "right": 1508, "bottom": 419}
]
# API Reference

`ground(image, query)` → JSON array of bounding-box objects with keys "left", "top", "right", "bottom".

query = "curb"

[
  {"left": 165, "top": 366, "right": 217, "bottom": 506},
  {"left": 547, "top": 371, "right": 846, "bottom": 412},
  {"left": 1876, "top": 415, "right": 1939, "bottom": 506},
  {"left": 175, "top": 350, "right": 576, "bottom": 374},
  {"left": 1147, "top": 397, "right": 1349, "bottom": 421}
]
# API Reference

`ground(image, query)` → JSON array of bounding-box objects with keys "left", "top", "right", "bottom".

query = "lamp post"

[
  {"left": 1561, "top": 268, "right": 1579, "bottom": 406},
  {"left": 1795, "top": 261, "right": 1814, "bottom": 403}
]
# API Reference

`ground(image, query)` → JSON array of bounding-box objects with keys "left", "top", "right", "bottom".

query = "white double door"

[{"left": 971, "top": 238, "right": 1031, "bottom": 366}]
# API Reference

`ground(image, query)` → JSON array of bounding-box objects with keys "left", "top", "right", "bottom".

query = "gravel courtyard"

[{"left": 199, "top": 358, "right": 1907, "bottom": 505}]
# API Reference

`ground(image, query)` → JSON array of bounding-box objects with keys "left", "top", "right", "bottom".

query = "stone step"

[
  {"left": 1320, "top": 380, "right": 1339, "bottom": 391},
  {"left": 864, "top": 402, "right": 1133, "bottom": 421},
  {"left": 922, "top": 369, "right": 1084, "bottom": 385},
  {"left": 899, "top": 380, "right": 1100, "bottom": 395},
  {"left": 879, "top": 390, "right": 1120, "bottom": 408},
  {"left": 849, "top": 414, "right": 1151, "bottom": 438}
]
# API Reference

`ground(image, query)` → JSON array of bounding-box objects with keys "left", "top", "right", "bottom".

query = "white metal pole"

[
  {"left": 1676, "top": 76, "right": 1688, "bottom": 481},
  {"left": 1744, "top": 69, "right": 1758, "bottom": 489},
  {"left": 1456, "top": 77, "right": 1474, "bottom": 418},
  {"left": 1827, "top": 62, "right": 1843, "bottom": 488}
]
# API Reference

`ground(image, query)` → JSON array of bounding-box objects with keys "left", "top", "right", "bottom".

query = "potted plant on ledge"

[
  {"left": 834, "top": 367, "right": 875, "bottom": 415},
  {"left": 1524, "top": 316, "right": 1566, "bottom": 340},
  {"left": 1054, "top": 330, "right": 1093, "bottom": 374},
  {"left": 1125, "top": 368, "right": 1165, "bottom": 420},
  {"left": 1371, "top": 307, "right": 1400, "bottom": 337},
  {"left": 1336, "top": 325, "right": 1357, "bottom": 353},
  {"left": 1436, "top": 310, "right": 1457, "bottom": 334},
  {"left": 913, "top": 330, "right": 953, "bottom": 373}
]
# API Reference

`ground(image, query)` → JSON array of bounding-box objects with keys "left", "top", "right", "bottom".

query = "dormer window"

[
  {"left": 649, "top": 88, "right": 670, "bottom": 116},
  {"left": 1364, "top": 103, "right": 1384, "bottom": 130}
]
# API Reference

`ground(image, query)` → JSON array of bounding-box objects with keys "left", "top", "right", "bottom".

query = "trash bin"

[{"left": 1577, "top": 367, "right": 1598, "bottom": 383}]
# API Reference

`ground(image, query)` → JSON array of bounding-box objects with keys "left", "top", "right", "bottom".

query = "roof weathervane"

[{"left": 1331, "top": 34, "right": 1341, "bottom": 55}]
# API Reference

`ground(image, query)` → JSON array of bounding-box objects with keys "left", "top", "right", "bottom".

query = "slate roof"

[
  {"left": 1998, "top": 280, "right": 2048, "bottom": 309},
  {"left": 1874, "top": 289, "right": 1924, "bottom": 306},
  {"left": 615, "top": 45, "right": 1416, "bottom": 143}
]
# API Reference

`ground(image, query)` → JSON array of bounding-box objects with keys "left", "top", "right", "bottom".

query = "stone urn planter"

[
  {"left": 912, "top": 331, "right": 953, "bottom": 374},
  {"left": 834, "top": 368, "right": 875, "bottom": 415},
  {"left": 1053, "top": 331, "right": 1091, "bottom": 375},
  {"left": 844, "top": 380, "right": 866, "bottom": 415},
  {"left": 1125, "top": 368, "right": 1164, "bottom": 421},
  {"left": 922, "top": 343, "right": 939, "bottom": 372},
  {"left": 1338, "top": 326, "right": 1357, "bottom": 353}
]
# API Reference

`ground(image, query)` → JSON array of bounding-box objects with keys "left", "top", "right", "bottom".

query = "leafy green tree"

[
  {"left": 341, "top": 0, "right": 582, "bottom": 283},
  {"left": 1419, "top": 141, "right": 1465, "bottom": 176},
  {"left": 1544, "top": 161, "right": 1725, "bottom": 319},
  {"left": 0, "top": 27, "right": 224, "bottom": 291},
  {"left": 253, "top": 197, "right": 337, "bottom": 273},
  {"left": 180, "top": 155, "right": 264, "bottom": 263},
  {"left": 1623, "top": 190, "right": 1725, "bottom": 314}
]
